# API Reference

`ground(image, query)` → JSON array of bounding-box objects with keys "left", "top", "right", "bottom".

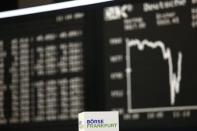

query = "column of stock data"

[{"left": 0, "top": 11, "right": 85, "bottom": 124}]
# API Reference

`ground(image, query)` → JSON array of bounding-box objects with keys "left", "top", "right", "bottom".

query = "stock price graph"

[
  {"left": 103, "top": 0, "right": 197, "bottom": 127},
  {"left": 125, "top": 39, "right": 184, "bottom": 112}
]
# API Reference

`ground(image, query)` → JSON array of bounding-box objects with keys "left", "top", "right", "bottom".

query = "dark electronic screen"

[
  {"left": 0, "top": 0, "right": 197, "bottom": 131},
  {"left": 103, "top": 0, "right": 197, "bottom": 129},
  {"left": 0, "top": 1, "right": 108, "bottom": 130}
]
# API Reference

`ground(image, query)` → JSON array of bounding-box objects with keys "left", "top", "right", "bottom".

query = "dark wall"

[
  {"left": 54, "top": 0, "right": 72, "bottom": 2},
  {"left": 0, "top": 1, "right": 17, "bottom": 11},
  {"left": 0, "top": 0, "right": 72, "bottom": 11},
  {"left": 18, "top": 0, "right": 53, "bottom": 8}
]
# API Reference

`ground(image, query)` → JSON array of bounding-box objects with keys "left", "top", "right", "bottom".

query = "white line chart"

[{"left": 125, "top": 38, "right": 197, "bottom": 113}]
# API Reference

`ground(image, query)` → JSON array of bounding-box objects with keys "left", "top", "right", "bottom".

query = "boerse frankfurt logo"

[{"left": 79, "top": 119, "right": 118, "bottom": 129}]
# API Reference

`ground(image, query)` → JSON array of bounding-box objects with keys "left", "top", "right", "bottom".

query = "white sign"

[{"left": 78, "top": 111, "right": 119, "bottom": 131}]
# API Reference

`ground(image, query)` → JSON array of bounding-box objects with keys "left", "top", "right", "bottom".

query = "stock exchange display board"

[
  {"left": 103, "top": 0, "right": 197, "bottom": 129},
  {"left": 0, "top": 0, "right": 197, "bottom": 131},
  {"left": 0, "top": 3, "right": 86, "bottom": 129}
]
